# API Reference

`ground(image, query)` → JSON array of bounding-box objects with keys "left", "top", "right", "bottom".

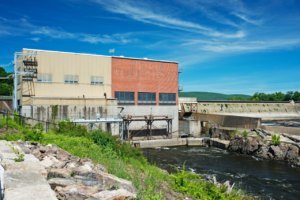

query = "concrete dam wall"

[
  {"left": 181, "top": 101, "right": 300, "bottom": 119},
  {"left": 179, "top": 100, "right": 300, "bottom": 134}
]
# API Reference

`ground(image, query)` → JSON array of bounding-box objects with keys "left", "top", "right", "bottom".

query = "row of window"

[
  {"left": 115, "top": 91, "right": 176, "bottom": 105},
  {"left": 37, "top": 73, "right": 103, "bottom": 85}
]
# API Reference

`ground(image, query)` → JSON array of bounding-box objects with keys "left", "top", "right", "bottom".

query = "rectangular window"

[
  {"left": 115, "top": 91, "right": 135, "bottom": 105},
  {"left": 159, "top": 93, "right": 176, "bottom": 105},
  {"left": 37, "top": 73, "right": 52, "bottom": 83},
  {"left": 138, "top": 92, "right": 156, "bottom": 105},
  {"left": 90, "top": 76, "right": 103, "bottom": 85},
  {"left": 64, "top": 75, "right": 79, "bottom": 84}
]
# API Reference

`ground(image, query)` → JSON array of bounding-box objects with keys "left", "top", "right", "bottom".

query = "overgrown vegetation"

[
  {"left": 229, "top": 129, "right": 249, "bottom": 139},
  {"left": 271, "top": 134, "right": 281, "bottom": 146},
  {"left": 172, "top": 164, "right": 243, "bottom": 200},
  {"left": 9, "top": 144, "right": 25, "bottom": 162},
  {"left": 0, "top": 116, "right": 250, "bottom": 199}
]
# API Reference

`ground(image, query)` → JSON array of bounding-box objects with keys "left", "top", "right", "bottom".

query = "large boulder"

[
  {"left": 228, "top": 137, "right": 245, "bottom": 153},
  {"left": 55, "top": 185, "right": 100, "bottom": 200},
  {"left": 48, "top": 178, "right": 76, "bottom": 189},
  {"left": 285, "top": 145, "right": 299, "bottom": 162},
  {"left": 268, "top": 145, "right": 285, "bottom": 160},
  {"left": 98, "top": 171, "right": 137, "bottom": 194},
  {"left": 40, "top": 155, "right": 65, "bottom": 168},
  {"left": 48, "top": 168, "right": 72, "bottom": 179},
  {"left": 255, "top": 146, "right": 270, "bottom": 159},
  {"left": 243, "top": 138, "right": 262, "bottom": 154},
  {"left": 90, "top": 188, "right": 136, "bottom": 200}
]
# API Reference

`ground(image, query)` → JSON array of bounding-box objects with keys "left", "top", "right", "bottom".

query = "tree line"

[
  {"left": 250, "top": 91, "right": 300, "bottom": 101},
  {"left": 0, "top": 67, "right": 13, "bottom": 96}
]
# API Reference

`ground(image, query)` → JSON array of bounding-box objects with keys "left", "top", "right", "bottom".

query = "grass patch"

[{"left": 271, "top": 134, "right": 281, "bottom": 146}]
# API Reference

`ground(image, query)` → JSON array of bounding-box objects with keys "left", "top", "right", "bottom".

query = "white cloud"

[
  {"left": 91, "top": 0, "right": 245, "bottom": 39},
  {"left": 0, "top": 17, "right": 132, "bottom": 44},
  {"left": 232, "top": 12, "right": 262, "bottom": 26},
  {"left": 30, "top": 37, "right": 41, "bottom": 42},
  {"left": 200, "top": 39, "right": 300, "bottom": 53}
]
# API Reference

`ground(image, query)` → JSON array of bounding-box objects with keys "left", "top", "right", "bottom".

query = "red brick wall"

[{"left": 112, "top": 57, "right": 178, "bottom": 105}]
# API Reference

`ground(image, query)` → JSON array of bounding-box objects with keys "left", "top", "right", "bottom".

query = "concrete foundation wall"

[{"left": 179, "top": 120, "right": 201, "bottom": 137}]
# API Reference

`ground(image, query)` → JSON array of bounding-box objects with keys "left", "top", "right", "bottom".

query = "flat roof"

[{"left": 22, "top": 48, "right": 178, "bottom": 64}]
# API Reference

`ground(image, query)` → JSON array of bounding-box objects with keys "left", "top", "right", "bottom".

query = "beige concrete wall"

[
  {"left": 22, "top": 49, "right": 112, "bottom": 99},
  {"left": 21, "top": 98, "right": 118, "bottom": 120},
  {"left": 179, "top": 120, "right": 201, "bottom": 137}
]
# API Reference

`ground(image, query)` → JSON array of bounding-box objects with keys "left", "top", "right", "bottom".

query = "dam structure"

[{"left": 179, "top": 97, "right": 300, "bottom": 137}]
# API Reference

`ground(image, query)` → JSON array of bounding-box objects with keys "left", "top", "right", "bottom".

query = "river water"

[{"left": 143, "top": 147, "right": 300, "bottom": 200}]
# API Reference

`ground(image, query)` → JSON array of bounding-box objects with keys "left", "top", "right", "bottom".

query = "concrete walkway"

[{"left": 0, "top": 141, "right": 57, "bottom": 200}]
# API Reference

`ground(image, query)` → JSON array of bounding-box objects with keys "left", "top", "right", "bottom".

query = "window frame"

[
  {"left": 138, "top": 92, "right": 156, "bottom": 105},
  {"left": 115, "top": 91, "right": 135, "bottom": 105},
  {"left": 159, "top": 93, "right": 176, "bottom": 105},
  {"left": 37, "top": 73, "right": 52, "bottom": 83},
  {"left": 90, "top": 76, "right": 104, "bottom": 85},
  {"left": 64, "top": 75, "right": 79, "bottom": 84}
]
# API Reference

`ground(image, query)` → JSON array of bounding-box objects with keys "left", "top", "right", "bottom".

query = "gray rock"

[
  {"left": 243, "top": 138, "right": 261, "bottom": 154},
  {"left": 90, "top": 188, "right": 136, "bottom": 200},
  {"left": 39, "top": 146, "right": 47, "bottom": 153},
  {"left": 55, "top": 185, "right": 100, "bottom": 200},
  {"left": 65, "top": 161, "right": 78, "bottom": 170},
  {"left": 269, "top": 145, "right": 285, "bottom": 160},
  {"left": 48, "top": 168, "right": 71, "bottom": 179},
  {"left": 56, "top": 149, "right": 71, "bottom": 161},
  {"left": 255, "top": 146, "right": 269, "bottom": 159},
  {"left": 48, "top": 178, "right": 76, "bottom": 189},
  {"left": 99, "top": 171, "right": 136, "bottom": 193},
  {"left": 228, "top": 137, "right": 245, "bottom": 153},
  {"left": 285, "top": 145, "right": 299, "bottom": 162},
  {"left": 73, "top": 175, "right": 102, "bottom": 187},
  {"left": 40, "top": 155, "right": 64, "bottom": 168}
]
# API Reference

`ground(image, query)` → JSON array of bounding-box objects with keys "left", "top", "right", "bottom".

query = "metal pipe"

[{"left": 13, "top": 52, "right": 18, "bottom": 110}]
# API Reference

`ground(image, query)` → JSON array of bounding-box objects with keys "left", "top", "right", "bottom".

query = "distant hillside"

[{"left": 179, "top": 92, "right": 251, "bottom": 101}]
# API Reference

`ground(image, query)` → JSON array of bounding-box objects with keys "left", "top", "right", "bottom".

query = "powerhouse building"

[{"left": 14, "top": 49, "right": 179, "bottom": 138}]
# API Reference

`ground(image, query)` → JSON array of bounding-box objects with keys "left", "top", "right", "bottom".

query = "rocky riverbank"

[
  {"left": 228, "top": 136, "right": 300, "bottom": 166},
  {"left": 13, "top": 141, "right": 137, "bottom": 200},
  {"left": 209, "top": 128, "right": 300, "bottom": 167}
]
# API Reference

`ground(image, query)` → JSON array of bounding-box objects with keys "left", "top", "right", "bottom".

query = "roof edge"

[{"left": 22, "top": 48, "right": 178, "bottom": 64}]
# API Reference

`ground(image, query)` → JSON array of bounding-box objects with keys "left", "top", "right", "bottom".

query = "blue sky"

[{"left": 0, "top": 0, "right": 300, "bottom": 95}]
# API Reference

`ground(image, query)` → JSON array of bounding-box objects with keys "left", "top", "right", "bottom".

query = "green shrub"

[
  {"left": 56, "top": 120, "right": 88, "bottom": 137},
  {"left": 229, "top": 129, "right": 238, "bottom": 139},
  {"left": 91, "top": 130, "right": 144, "bottom": 161},
  {"left": 33, "top": 122, "right": 44, "bottom": 132},
  {"left": 271, "top": 134, "right": 280, "bottom": 146},
  {"left": 24, "top": 128, "right": 44, "bottom": 141},
  {"left": 242, "top": 130, "right": 248, "bottom": 138},
  {"left": 171, "top": 164, "right": 244, "bottom": 200}
]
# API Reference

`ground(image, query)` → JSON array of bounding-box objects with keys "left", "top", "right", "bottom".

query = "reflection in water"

[{"left": 143, "top": 147, "right": 300, "bottom": 200}]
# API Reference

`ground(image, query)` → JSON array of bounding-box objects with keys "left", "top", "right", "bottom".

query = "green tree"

[{"left": 0, "top": 67, "right": 13, "bottom": 96}]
